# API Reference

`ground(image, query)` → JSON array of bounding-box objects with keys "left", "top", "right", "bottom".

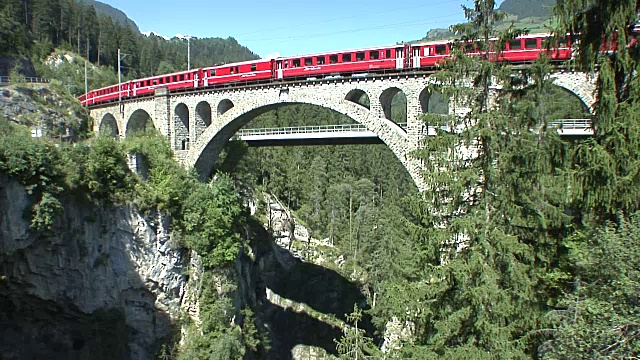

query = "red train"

[{"left": 79, "top": 33, "right": 574, "bottom": 107}]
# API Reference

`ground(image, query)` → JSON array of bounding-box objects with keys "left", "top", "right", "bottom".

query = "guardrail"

[
  {"left": 235, "top": 119, "right": 593, "bottom": 139},
  {"left": 236, "top": 123, "right": 407, "bottom": 137},
  {"left": 547, "top": 118, "right": 592, "bottom": 129},
  {"left": 0, "top": 76, "right": 50, "bottom": 85}
]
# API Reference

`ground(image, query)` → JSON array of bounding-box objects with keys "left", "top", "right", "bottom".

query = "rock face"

[{"left": 0, "top": 174, "right": 186, "bottom": 360}]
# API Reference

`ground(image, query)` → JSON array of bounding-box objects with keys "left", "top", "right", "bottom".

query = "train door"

[
  {"left": 395, "top": 47, "right": 404, "bottom": 69},
  {"left": 412, "top": 46, "right": 421, "bottom": 68},
  {"left": 276, "top": 60, "right": 284, "bottom": 79}
]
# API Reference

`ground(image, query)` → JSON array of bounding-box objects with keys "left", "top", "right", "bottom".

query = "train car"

[
  {"left": 81, "top": 82, "right": 132, "bottom": 106},
  {"left": 131, "top": 69, "right": 199, "bottom": 96},
  {"left": 275, "top": 44, "right": 406, "bottom": 80},
  {"left": 202, "top": 59, "right": 274, "bottom": 86},
  {"left": 78, "top": 33, "right": 582, "bottom": 107}
]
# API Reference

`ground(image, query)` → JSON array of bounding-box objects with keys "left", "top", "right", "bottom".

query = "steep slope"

[
  {"left": 78, "top": 0, "right": 140, "bottom": 32},
  {"left": 498, "top": 0, "right": 556, "bottom": 20}
]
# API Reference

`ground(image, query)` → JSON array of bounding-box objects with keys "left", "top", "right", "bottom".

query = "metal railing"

[
  {"left": 547, "top": 118, "right": 592, "bottom": 129},
  {"left": 236, "top": 123, "right": 408, "bottom": 137},
  {"left": 236, "top": 119, "right": 592, "bottom": 138},
  {"left": 0, "top": 76, "right": 50, "bottom": 85}
]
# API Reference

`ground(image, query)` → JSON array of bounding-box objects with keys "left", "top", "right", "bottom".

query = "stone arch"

[
  {"left": 419, "top": 87, "right": 449, "bottom": 115},
  {"left": 126, "top": 109, "right": 155, "bottom": 137},
  {"left": 345, "top": 89, "right": 370, "bottom": 110},
  {"left": 99, "top": 113, "right": 119, "bottom": 139},
  {"left": 174, "top": 103, "right": 189, "bottom": 150},
  {"left": 195, "top": 101, "right": 212, "bottom": 139},
  {"left": 218, "top": 99, "right": 234, "bottom": 116},
  {"left": 539, "top": 84, "right": 591, "bottom": 120},
  {"left": 186, "top": 95, "right": 423, "bottom": 190},
  {"left": 551, "top": 72, "right": 596, "bottom": 113},
  {"left": 380, "top": 87, "right": 407, "bottom": 123}
]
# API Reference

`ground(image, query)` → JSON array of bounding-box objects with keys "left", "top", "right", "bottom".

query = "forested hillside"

[
  {"left": 421, "top": 0, "right": 556, "bottom": 41},
  {"left": 498, "top": 0, "right": 556, "bottom": 19},
  {"left": 78, "top": 0, "right": 139, "bottom": 32},
  {"left": 0, "top": 0, "right": 258, "bottom": 94}
]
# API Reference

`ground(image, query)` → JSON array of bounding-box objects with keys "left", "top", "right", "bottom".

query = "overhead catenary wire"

[
  {"left": 242, "top": 13, "right": 462, "bottom": 44},
  {"left": 234, "top": 0, "right": 458, "bottom": 37}
]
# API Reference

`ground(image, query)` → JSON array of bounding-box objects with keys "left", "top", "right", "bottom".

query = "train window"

[
  {"left": 525, "top": 38, "right": 538, "bottom": 49},
  {"left": 343, "top": 53, "right": 352, "bottom": 62},
  {"left": 329, "top": 55, "right": 338, "bottom": 63},
  {"left": 180, "top": 74, "right": 185, "bottom": 81},
  {"left": 251, "top": 64, "right": 257, "bottom": 71},
  {"left": 235, "top": 66, "right": 239, "bottom": 73},
  {"left": 305, "top": 57, "right": 313, "bottom": 66},
  {"left": 370, "top": 51, "right": 379, "bottom": 60},
  {"left": 509, "top": 39, "right": 522, "bottom": 50},
  {"left": 435, "top": 44, "right": 447, "bottom": 55},
  {"left": 211, "top": 70, "right": 216, "bottom": 76},
  {"left": 317, "top": 56, "right": 325, "bottom": 65},
  {"left": 464, "top": 43, "right": 475, "bottom": 52},
  {"left": 293, "top": 59, "right": 300, "bottom": 67},
  {"left": 356, "top": 52, "right": 365, "bottom": 61}
]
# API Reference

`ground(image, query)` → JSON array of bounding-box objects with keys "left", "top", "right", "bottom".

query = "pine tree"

[
  {"left": 404, "top": 0, "right": 574, "bottom": 357},
  {"left": 554, "top": 0, "right": 640, "bottom": 218}
]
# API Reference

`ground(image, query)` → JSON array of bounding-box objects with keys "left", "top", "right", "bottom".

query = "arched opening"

[
  {"left": 538, "top": 85, "right": 591, "bottom": 121},
  {"left": 126, "top": 109, "right": 155, "bottom": 137},
  {"left": 419, "top": 88, "right": 449, "bottom": 115},
  {"left": 174, "top": 103, "right": 190, "bottom": 150},
  {"left": 345, "top": 89, "right": 370, "bottom": 110},
  {"left": 380, "top": 87, "right": 407, "bottom": 123},
  {"left": 195, "top": 101, "right": 212, "bottom": 140},
  {"left": 99, "top": 113, "right": 119, "bottom": 139},
  {"left": 218, "top": 99, "right": 234, "bottom": 116}
]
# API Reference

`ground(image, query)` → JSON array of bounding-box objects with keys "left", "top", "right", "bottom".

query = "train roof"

[
  {"left": 275, "top": 43, "right": 406, "bottom": 60},
  {"left": 411, "top": 32, "right": 554, "bottom": 47},
  {"left": 202, "top": 58, "right": 272, "bottom": 70}
]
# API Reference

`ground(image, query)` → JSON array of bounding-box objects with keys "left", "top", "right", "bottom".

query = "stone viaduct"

[{"left": 89, "top": 71, "right": 596, "bottom": 191}]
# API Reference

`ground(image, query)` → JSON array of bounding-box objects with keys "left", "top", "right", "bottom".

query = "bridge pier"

[{"left": 155, "top": 88, "right": 171, "bottom": 138}]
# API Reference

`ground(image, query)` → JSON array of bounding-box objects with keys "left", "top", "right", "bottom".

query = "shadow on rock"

[{"left": 246, "top": 218, "right": 375, "bottom": 358}]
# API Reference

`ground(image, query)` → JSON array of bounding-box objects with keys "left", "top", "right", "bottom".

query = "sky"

[{"left": 100, "top": 0, "right": 504, "bottom": 58}]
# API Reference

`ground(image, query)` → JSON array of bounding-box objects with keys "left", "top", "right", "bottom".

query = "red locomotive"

[{"left": 79, "top": 33, "right": 575, "bottom": 107}]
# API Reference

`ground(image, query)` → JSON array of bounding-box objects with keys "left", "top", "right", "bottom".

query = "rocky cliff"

[{"left": 0, "top": 173, "right": 187, "bottom": 360}]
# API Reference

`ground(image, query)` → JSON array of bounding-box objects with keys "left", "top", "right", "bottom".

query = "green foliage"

[
  {"left": 335, "top": 305, "right": 381, "bottom": 359},
  {"left": 9, "top": 65, "right": 26, "bottom": 84},
  {"left": 543, "top": 214, "right": 640, "bottom": 359},
  {"left": 554, "top": 0, "right": 640, "bottom": 219},
  {"left": 124, "top": 132, "right": 193, "bottom": 216},
  {"left": 85, "top": 137, "right": 134, "bottom": 201},
  {"left": 0, "top": 117, "right": 65, "bottom": 231},
  {"left": 182, "top": 175, "right": 243, "bottom": 269}
]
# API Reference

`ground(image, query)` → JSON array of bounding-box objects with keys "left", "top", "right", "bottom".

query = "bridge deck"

[{"left": 234, "top": 119, "right": 593, "bottom": 146}]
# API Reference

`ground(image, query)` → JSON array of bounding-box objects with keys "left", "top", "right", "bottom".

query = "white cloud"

[{"left": 264, "top": 52, "right": 281, "bottom": 59}]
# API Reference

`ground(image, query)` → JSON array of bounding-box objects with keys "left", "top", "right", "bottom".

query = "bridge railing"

[
  {"left": 236, "top": 123, "right": 408, "bottom": 137},
  {"left": 0, "top": 76, "right": 50, "bottom": 86},
  {"left": 236, "top": 119, "right": 592, "bottom": 138},
  {"left": 547, "top": 118, "right": 592, "bottom": 129}
]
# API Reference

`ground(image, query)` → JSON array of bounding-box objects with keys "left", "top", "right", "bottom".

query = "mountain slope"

[
  {"left": 78, "top": 0, "right": 140, "bottom": 33},
  {"left": 498, "top": 0, "right": 556, "bottom": 20}
]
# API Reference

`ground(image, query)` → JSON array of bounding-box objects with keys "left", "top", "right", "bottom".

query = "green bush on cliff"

[{"left": 123, "top": 132, "right": 243, "bottom": 269}]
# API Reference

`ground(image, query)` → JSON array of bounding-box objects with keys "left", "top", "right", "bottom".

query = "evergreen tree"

[
  {"left": 403, "top": 1, "right": 573, "bottom": 357},
  {"left": 554, "top": 0, "right": 640, "bottom": 219}
]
